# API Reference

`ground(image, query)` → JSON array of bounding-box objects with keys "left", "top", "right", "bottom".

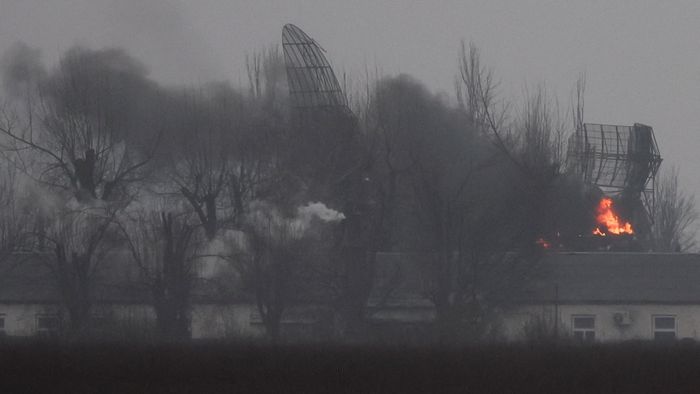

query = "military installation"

[
  {"left": 282, "top": 24, "right": 351, "bottom": 116},
  {"left": 567, "top": 123, "right": 662, "bottom": 246}
]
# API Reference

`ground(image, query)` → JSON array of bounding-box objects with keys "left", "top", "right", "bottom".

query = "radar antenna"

[
  {"left": 567, "top": 123, "right": 662, "bottom": 221},
  {"left": 282, "top": 24, "right": 349, "bottom": 113}
]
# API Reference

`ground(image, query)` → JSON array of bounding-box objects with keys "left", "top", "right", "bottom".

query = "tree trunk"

[
  {"left": 153, "top": 213, "right": 193, "bottom": 339},
  {"left": 433, "top": 250, "right": 455, "bottom": 343},
  {"left": 338, "top": 246, "right": 373, "bottom": 341},
  {"left": 55, "top": 246, "right": 93, "bottom": 333},
  {"left": 203, "top": 195, "right": 218, "bottom": 240}
]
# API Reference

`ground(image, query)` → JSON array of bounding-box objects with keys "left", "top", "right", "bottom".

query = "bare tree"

[
  {"left": 367, "top": 74, "right": 511, "bottom": 341},
  {"left": 0, "top": 158, "right": 34, "bottom": 260},
  {"left": 652, "top": 166, "right": 698, "bottom": 252},
  {"left": 456, "top": 42, "right": 512, "bottom": 157},
  {"left": 457, "top": 42, "right": 577, "bottom": 245},
  {"left": 246, "top": 47, "right": 287, "bottom": 112},
  {"left": 232, "top": 204, "right": 307, "bottom": 342},
  {"left": 240, "top": 49, "right": 295, "bottom": 214},
  {"left": 309, "top": 65, "right": 463, "bottom": 341},
  {"left": 42, "top": 206, "right": 118, "bottom": 332},
  {"left": 572, "top": 72, "right": 586, "bottom": 134},
  {"left": 0, "top": 47, "right": 158, "bottom": 203},
  {"left": 120, "top": 208, "right": 200, "bottom": 338},
  {"left": 166, "top": 88, "right": 238, "bottom": 240},
  {"left": 457, "top": 41, "right": 571, "bottom": 179},
  {"left": 165, "top": 51, "right": 289, "bottom": 241}
]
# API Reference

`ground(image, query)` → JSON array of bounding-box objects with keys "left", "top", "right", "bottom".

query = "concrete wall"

[
  {"left": 0, "top": 303, "right": 157, "bottom": 337},
  {"left": 0, "top": 302, "right": 264, "bottom": 338},
  {"left": 0, "top": 303, "right": 62, "bottom": 336},
  {"left": 8, "top": 301, "right": 700, "bottom": 342},
  {"left": 502, "top": 303, "right": 700, "bottom": 342},
  {"left": 368, "top": 307, "right": 435, "bottom": 323},
  {"left": 190, "top": 304, "right": 264, "bottom": 339}
]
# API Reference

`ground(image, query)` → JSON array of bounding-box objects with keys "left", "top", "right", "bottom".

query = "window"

[
  {"left": 36, "top": 314, "right": 60, "bottom": 337},
  {"left": 572, "top": 315, "right": 595, "bottom": 341},
  {"left": 0, "top": 313, "right": 5, "bottom": 336},
  {"left": 653, "top": 315, "right": 676, "bottom": 341}
]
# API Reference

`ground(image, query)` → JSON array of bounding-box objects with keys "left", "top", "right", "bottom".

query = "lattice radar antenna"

[
  {"left": 567, "top": 123, "right": 662, "bottom": 219},
  {"left": 282, "top": 24, "right": 350, "bottom": 114}
]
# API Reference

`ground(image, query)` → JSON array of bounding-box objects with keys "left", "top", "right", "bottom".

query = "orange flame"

[{"left": 592, "top": 197, "right": 634, "bottom": 236}]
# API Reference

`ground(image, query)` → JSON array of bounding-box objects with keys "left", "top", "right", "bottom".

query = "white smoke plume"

[
  {"left": 246, "top": 200, "right": 345, "bottom": 241},
  {"left": 199, "top": 201, "right": 345, "bottom": 279},
  {"left": 293, "top": 202, "right": 346, "bottom": 230}
]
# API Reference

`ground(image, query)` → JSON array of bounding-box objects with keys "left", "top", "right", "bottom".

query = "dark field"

[
  {"left": 2, "top": 341, "right": 700, "bottom": 393},
  {"left": 0, "top": 343, "right": 700, "bottom": 393}
]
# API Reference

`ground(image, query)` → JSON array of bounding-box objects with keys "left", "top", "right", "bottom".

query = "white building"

[
  {"left": 501, "top": 252, "right": 700, "bottom": 342},
  {"left": 0, "top": 253, "right": 339, "bottom": 340},
  {"left": 0, "top": 253, "right": 261, "bottom": 339},
  {"left": 2, "top": 251, "right": 699, "bottom": 342}
]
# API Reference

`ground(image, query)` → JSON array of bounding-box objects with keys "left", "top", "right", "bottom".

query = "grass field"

[{"left": 2, "top": 340, "right": 699, "bottom": 393}]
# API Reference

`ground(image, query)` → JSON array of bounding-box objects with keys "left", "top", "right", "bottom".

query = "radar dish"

[
  {"left": 282, "top": 24, "right": 348, "bottom": 111},
  {"left": 567, "top": 123, "right": 662, "bottom": 217}
]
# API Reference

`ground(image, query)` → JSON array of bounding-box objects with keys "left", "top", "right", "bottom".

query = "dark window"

[
  {"left": 654, "top": 331, "right": 676, "bottom": 341},
  {"left": 572, "top": 315, "right": 595, "bottom": 341},
  {"left": 573, "top": 330, "right": 595, "bottom": 341},
  {"left": 653, "top": 315, "right": 676, "bottom": 341},
  {"left": 655, "top": 317, "right": 675, "bottom": 330}
]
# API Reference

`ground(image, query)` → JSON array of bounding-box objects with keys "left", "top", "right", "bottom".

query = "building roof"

[
  {"left": 371, "top": 251, "right": 700, "bottom": 306},
  {"left": 0, "top": 252, "right": 242, "bottom": 305},
  {"left": 0, "top": 253, "right": 56, "bottom": 303},
  {"left": 516, "top": 252, "right": 700, "bottom": 304},
  {"left": 4, "top": 251, "right": 699, "bottom": 307}
]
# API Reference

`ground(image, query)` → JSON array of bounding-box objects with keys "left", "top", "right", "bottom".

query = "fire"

[
  {"left": 536, "top": 238, "right": 551, "bottom": 249},
  {"left": 593, "top": 228, "right": 606, "bottom": 236},
  {"left": 592, "top": 197, "right": 634, "bottom": 236}
]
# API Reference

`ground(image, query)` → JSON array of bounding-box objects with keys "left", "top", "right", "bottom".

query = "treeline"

[{"left": 0, "top": 41, "right": 694, "bottom": 342}]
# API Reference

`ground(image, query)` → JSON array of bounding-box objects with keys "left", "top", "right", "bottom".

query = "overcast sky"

[{"left": 2, "top": 0, "right": 700, "bottom": 218}]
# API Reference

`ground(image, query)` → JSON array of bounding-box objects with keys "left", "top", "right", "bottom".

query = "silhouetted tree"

[
  {"left": 457, "top": 42, "right": 573, "bottom": 246},
  {"left": 0, "top": 46, "right": 159, "bottom": 203},
  {"left": 233, "top": 203, "right": 307, "bottom": 342},
  {"left": 653, "top": 166, "right": 698, "bottom": 252},
  {"left": 42, "top": 206, "right": 117, "bottom": 332},
  {"left": 0, "top": 159, "right": 34, "bottom": 262},
  {"left": 121, "top": 209, "right": 200, "bottom": 338},
  {"left": 165, "top": 88, "right": 239, "bottom": 240},
  {"left": 368, "top": 75, "right": 514, "bottom": 341}
]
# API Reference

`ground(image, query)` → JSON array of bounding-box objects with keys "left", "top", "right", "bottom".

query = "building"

[
  {"left": 1, "top": 251, "right": 699, "bottom": 342},
  {"left": 0, "top": 253, "right": 267, "bottom": 339},
  {"left": 501, "top": 252, "right": 700, "bottom": 342}
]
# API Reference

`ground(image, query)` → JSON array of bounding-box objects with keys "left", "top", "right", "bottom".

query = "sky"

[{"left": 2, "top": 0, "right": 700, "bottom": 221}]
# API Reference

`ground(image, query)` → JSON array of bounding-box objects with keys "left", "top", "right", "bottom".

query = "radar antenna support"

[{"left": 567, "top": 122, "right": 662, "bottom": 222}]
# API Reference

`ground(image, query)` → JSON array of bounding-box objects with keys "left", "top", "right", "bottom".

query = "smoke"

[
  {"left": 102, "top": 0, "right": 225, "bottom": 85},
  {"left": 198, "top": 201, "right": 345, "bottom": 279},
  {"left": 0, "top": 41, "right": 46, "bottom": 98},
  {"left": 247, "top": 200, "right": 345, "bottom": 241},
  {"left": 293, "top": 202, "right": 346, "bottom": 230}
]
